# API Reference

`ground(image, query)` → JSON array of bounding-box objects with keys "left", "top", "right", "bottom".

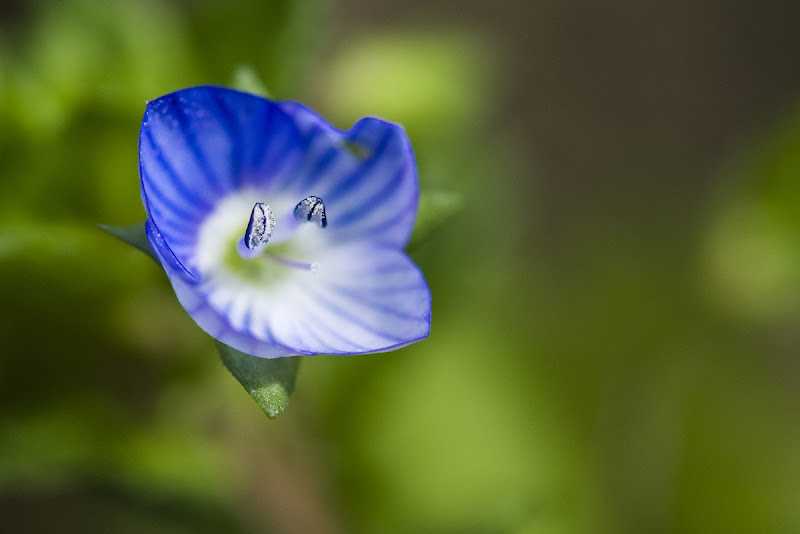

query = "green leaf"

[
  {"left": 216, "top": 342, "right": 300, "bottom": 418},
  {"left": 99, "top": 221, "right": 158, "bottom": 263},
  {"left": 230, "top": 65, "right": 271, "bottom": 97},
  {"left": 407, "top": 189, "right": 462, "bottom": 251}
]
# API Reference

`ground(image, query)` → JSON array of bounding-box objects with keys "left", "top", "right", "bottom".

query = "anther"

[
  {"left": 244, "top": 202, "right": 275, "bottom": 249},
  {"left": 293, "top": 196, "right": 327, "bottom": 228}
]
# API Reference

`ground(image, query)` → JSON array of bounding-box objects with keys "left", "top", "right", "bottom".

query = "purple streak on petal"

[
  {"left": 300, "top": 287, "right": 409, "bottom": 343},
  {"left": 242, "top": 100, "right": 304, "bottom": 190},
  {"left": 293, "top": 142, "right": 340, "bottom": 192},
  {"left": 207, "top": 91, "right": 244, "bottom": 191},
  {"left": 316, "top": 283, "right": 426, "bottom": 321},
  {"left": 140, "top": 128, "right": 213, "bottom": 220},
  {"left": 168, "top": 96, "right": 228, "bottom": 198},
  {"left": 332, "top": 165, "right": 406, "bottom": 226},
  {"left": 325, "top": 125, "right": 394, "bottom": 199}
]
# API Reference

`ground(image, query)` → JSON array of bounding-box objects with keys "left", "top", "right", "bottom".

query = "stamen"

[
  {"left": 294, "top": 196, "right": 327, "bottom": 228},
  {"left": 244, "top": 202, "right": 275, "bottom": 249}
]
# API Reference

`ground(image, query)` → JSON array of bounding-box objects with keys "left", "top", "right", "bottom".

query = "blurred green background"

[{"left": 3, "top": 0, "right": 800, "bottom": 532}]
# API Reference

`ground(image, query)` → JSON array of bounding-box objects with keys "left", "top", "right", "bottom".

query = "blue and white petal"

[
  {"left": 140, "top": 87, "right": 306, "bottom": 277},
  {"left": 156, "top": 240, "right": 431, "bottom": 358},
  {"left": 265, "top": 243, "right": 431, "bottom": 355},
  {"left": 276, "top": 101, "right": 419, "bottom": 248}
]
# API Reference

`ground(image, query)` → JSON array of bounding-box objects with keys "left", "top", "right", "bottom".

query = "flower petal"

[
  {"left": 277, "top": 102, "right": 419, "bottom": 248},
  {"left": 139, "top": 86, "right": 305, "bottom": 277},
  {"left": 155, "top": 242, "right": 431, "bottom": 357},
  {"left": 266, "top": 243, "right": 432, "bottom": 354}
]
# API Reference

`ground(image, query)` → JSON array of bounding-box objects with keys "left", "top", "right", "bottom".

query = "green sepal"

[
  {"left": 217, "top": 342, "right": 300, "bottom": 418},
  {"left": 407, "top": 189, "right": 462, "bottom": 251},
  {"left": 99, "top": 221, "right": 158, "bottom": 262},
  {"left": 100, "top": 220, "right": 299, "bottom": 418},
  {"left": 230, "top": 65, "right": 271, "bottom": 98}
]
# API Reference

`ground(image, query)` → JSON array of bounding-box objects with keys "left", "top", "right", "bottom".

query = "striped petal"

[
  {"left": 276, "top": 102, "right": 419, "bottom": 248},
  {"left": 139, "top": 86, "right": 305, "bottom": 278},
  {"left": 155, "top": 242, "right": 431, "bottom": 357}
]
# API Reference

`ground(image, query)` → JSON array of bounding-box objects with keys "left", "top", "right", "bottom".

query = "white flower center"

[{"left": 192, "top": 190, "right": 328, "bottom": 289}]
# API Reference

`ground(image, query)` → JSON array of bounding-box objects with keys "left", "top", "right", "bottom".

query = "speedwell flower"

[{"left": 140, "top": 86, "right": 431, "bottom": 358}]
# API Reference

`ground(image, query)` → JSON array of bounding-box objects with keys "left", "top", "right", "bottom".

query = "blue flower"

[{"left": 139, "top": 86, "right": 432, "bottom": 358}]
